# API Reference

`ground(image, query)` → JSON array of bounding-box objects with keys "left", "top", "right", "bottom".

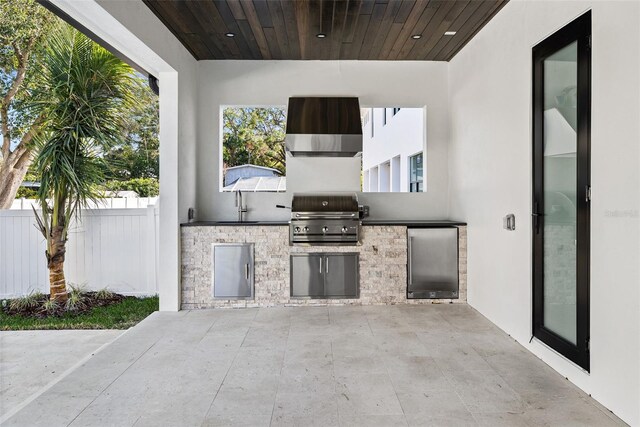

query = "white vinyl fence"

[
  {"left": 10, "top": 196, "right": 158, "bottom": 210},
  {"left": 0, "top": 199, "right": 159, "bottom": 298}
]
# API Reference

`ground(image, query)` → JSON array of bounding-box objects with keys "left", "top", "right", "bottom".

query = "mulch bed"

[{"left": 3, "top": 292, "right": 126, "bottom": 318}]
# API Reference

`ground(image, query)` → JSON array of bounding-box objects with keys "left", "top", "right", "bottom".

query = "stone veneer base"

[{"left": 181, "top": 225, "right": 467, "bottom": 309}]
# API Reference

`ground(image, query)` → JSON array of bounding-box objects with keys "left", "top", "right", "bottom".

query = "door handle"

[
  {"left": 319, "top": 257, "right": 323, "bottom": 274},
  {"left": 408, "top": 236, "right": 413, "bottom": 285},
  {"left": 532, "top": 201, "right": 542, "bottom": 234},
  {"left": 531, "top": 213, "right": 542, "bottom": 234},
  {"left": 325, "top": 256, "right": 329, "bottom": 273},
  {"left": 245, "top": 263, "right": 250, "bottom": 280},
  {"left": 585, "top": 185, "right": 591, "bottom": 202}
]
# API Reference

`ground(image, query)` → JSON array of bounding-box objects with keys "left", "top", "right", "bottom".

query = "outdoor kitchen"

[
  {"left": 3, "top": 1, "right": 639, "bottom": 426},
  {"left": 181, "top": 97, "right": 467, "bottom": 309},
  {"left": 181, "top": 217, "right": 467, "bottom": 310}
]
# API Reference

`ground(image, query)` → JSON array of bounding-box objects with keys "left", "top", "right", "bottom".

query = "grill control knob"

[
  {"left": 304, "top": 226, "right": 310, "bottom": 232},
  {"left": 294, "top": 226, "right": 301, "bottom": 233},
  {"left": 322, "top": 226, "right": 329, "bottom": 233},
  {"left": 341, "top": 226, "right": 348, "bottom": 233}
]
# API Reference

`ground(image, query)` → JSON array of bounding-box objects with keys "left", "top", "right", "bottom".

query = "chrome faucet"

[{"left": 235, "top": 190, "right": 247, "bottom": 222}]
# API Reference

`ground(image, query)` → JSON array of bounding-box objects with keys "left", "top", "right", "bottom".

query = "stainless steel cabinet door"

[
  {"left": 213, "top": 244, "right": 254, "bottom": 299},
  {"left": 324, "top": 254, "right": 359, "bottom": 298},
  {"left": 408, "top": 228, "right": 458, "bottom": 299},
  {"left": 290, "top": 254, "right": 324, "bottom": 297}
]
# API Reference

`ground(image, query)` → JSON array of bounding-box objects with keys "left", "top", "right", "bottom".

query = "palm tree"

[{"left": 32, "top": 26, "right": 136, "bottom": 302}]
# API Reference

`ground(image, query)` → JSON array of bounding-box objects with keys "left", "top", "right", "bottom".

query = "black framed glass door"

[{"left": 532, "top": 11, "right": 591, "bottom": 371}]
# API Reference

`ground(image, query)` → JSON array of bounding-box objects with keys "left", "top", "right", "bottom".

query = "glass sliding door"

[{"left": 532, "top": 11, "right": 591, "bottom": 371}]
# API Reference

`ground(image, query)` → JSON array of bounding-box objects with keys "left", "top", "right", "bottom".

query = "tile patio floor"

[
  {"left": 1, "top": 305, "right": 625, "bottom": 426},
  {"left": 0, "top": 329, "right": 123, "bottom": 422}
]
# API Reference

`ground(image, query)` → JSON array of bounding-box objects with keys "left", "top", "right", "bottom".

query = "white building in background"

[{"left": 362, "top": 107, "right": 425, "bottom": 192}]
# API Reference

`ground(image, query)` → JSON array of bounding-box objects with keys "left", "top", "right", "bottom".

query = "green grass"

[{"left": 0, "top": 295, "right": 158, "bottom": 331}]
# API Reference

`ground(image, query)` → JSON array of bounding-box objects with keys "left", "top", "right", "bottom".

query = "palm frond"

[
  {"left": 33, "top": 26, "right": 137, "bottom": 238},
  {"left": 31, "top": 204, "right": 47, "bottom": 237}
]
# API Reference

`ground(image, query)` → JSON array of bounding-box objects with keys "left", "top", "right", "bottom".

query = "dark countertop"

[
  {"left": 362, "top": 220, "right": 466, "bottom": 227},
  {"left": 181, "top": 220, "right": 466, "bottom": 227},
  {"left": 181, "top": 221, "right": 289, "bottom": 227}
]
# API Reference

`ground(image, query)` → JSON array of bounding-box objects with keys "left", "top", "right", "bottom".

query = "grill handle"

[{"left": 294, "top": 212, "right": 357, "bottom": 218}]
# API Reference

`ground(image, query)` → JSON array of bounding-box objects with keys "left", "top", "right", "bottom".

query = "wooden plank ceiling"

[{"left": 143, "top": 0, "right": 508, "bottom": 61}]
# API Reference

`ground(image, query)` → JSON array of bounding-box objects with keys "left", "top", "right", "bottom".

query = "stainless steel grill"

[{"left": 290, "top": 193, "right": 360, "bottom": 245}]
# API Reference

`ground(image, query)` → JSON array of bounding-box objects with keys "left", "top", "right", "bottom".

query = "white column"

[{"left": 158, "top": 71, "right": 180, "bottom": 311}]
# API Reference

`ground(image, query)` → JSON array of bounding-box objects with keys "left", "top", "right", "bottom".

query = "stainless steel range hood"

[{"left": 285, "top": 97, "right": 362, "bottom": 157}]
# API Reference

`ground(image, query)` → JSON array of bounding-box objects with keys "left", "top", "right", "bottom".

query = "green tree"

[
  {"left": 223, "top": 107, "right": 286, "bottom": 174},
  {"left": 15, "top": 169, "right": 39, "bottom": 198},
  {"left": 0, "top": 0, "right": 56, "bottom": 209},
  {"left": 32, "top": 27, "right": 136, "bottom": 302},
  {"left": 104, "top": 74, "right": 159, "bottom": 180},
  {"left": 105, "top": 177, "right": 159, "bottom": 197}
]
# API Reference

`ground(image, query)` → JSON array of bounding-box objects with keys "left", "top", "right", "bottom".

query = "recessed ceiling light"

[
  {"left": 411, "top": 34, "right": 422, "bottom": 40},
  {"left": 444, "top": 31, "right": 457, "bottom": 36},
  {"left": 316, "top": 33, "right": 327, "bottom": 38},
  {"left": 225, "top": 32, "right": 235, "bottom": 37}
]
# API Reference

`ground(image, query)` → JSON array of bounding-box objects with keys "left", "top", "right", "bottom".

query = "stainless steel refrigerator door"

[
  {"left": 408, "top": 228, "right": 459, "bottom": 299},
  {"left": 213, "top": 244, "right": 254, "bottom": 299},
  {"left": 324, "top": 254, "right": 359, "bottom": 298},
  {"left": 290, "top": 254, "right": 324, "bottom": 297}
]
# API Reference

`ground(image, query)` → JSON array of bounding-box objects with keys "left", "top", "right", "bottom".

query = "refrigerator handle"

[{"left": 408, "top": 236, "right": 413, "bottom": 285}]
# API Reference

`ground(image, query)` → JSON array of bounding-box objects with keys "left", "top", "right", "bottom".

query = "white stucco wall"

[
  {"left": 448, "top": 1, "right": 640, "bottom": 425},
  {"left": 362, "top": 107, "right": 425, "bottom": 192},
  {"left": 285, "top": 157, "right": 362, "bottom": 193},
  {"left": 196, "top": 61, "right": 450, "bottom": 222}
]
